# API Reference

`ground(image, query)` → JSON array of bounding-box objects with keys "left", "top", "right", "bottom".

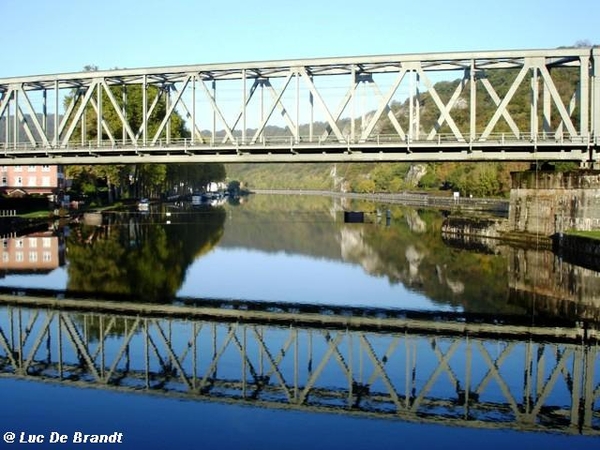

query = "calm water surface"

[{"left": 0, "top": 194, "right": 598, "bottom": 449}]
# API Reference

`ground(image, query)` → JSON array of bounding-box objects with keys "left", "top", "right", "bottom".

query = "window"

[
  {"left": 2, "top": 252, "right": 8, "bottom": 262},
  {"left": 28, "top": 165, "right": 36, "bottom": 172},
  {"left": 1, "top": 177, "right": 6, "bottom": 186},
  {"left": 15, "top": 239, "right": 24, "bottom": 248},
  {"left": 15, "top": 252, "right": 24, "bottom": 262},
  {"left": 42, "top": 165, "right": 50, "bottom": 172},
  {"left": 14, "top": 166, "right": 22, "bottom": 172},
  {"left": 42, "top": 176, "right": 50, "bottom": 186},
  {"left": 42, "top": 238, "right": 52, "bottom": 248},
  {"left": 29, "top": 251, "right": 38, "bottom": 262},
  {"left": 16, "top": 176, "right": 22, "bottom": 186},
  {"left": 28, "top": 176, "right": 36, "bottom": 187},
  {"left": 43, "top": 252, "right": 52, "bottom": 262},
  {"left": 28, "top": 238, "right": 37, "bottom": 248}
]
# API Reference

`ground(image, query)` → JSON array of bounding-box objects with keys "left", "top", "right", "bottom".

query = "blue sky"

[{"left": 0, "top": 0, "right": 598, "bottom": 78}]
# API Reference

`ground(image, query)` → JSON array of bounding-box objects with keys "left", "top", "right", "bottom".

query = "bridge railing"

[{"left": 0, "top": 133, "right": 595, "bottom": 152}]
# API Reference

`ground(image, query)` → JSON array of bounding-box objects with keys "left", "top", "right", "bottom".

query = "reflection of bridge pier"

[
  {"left": 0, "top": 296, "right": 598, "bottom": 435},
  {"left": 507, "top": 246, "right": 600, "bottom": 321}
]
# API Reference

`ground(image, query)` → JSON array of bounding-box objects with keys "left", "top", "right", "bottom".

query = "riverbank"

[
  {"left": 0, "top": 216, "right": 52, "bottom": 237},
  {"left": 251, "top": 189, "right": 509, "bottom": 214},
  {"left": 553, "top": 232, "right": 600, "bottom": 271}
]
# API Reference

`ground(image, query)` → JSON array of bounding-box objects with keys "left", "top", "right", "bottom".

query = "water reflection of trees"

[
  {"left": 230, "top": 195, "right": 599, "bottom": 318},
  {"left": 220, "top": 195, "right": 518, "bottom": 315},
  {"left": 344, "top": 204, "right": 518, "bottom": 315},
  {"left": 66, "top": 206, "right": 226, "bottom": 302}
]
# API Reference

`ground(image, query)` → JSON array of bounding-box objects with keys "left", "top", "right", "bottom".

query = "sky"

[{"left": 0, "top": 0, "right": 599, "bottom": 78}]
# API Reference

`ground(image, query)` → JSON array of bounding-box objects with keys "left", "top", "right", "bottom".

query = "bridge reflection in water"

[{"left": 0, "top": 294, "right": 599, "bottom": 436}]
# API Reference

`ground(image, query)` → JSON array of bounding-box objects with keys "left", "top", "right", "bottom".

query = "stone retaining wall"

[{"left": 509, "top": 171, "right": 600, "bottom": 235}]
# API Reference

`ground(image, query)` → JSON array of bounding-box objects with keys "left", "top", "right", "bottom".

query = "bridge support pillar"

[
  {"left": 593, "top": 48, "right": 600, "bottom": 158},
  {"left": 509, "top": 170, "right": 600, "bottom": 235}
]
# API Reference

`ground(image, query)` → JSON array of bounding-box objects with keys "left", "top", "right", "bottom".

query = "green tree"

[{"left": 64, "top": 66, "right": 225, "bottom": 201}]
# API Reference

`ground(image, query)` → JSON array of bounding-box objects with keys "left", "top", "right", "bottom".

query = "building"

[
  {"left": 0, "top": 165, "right": 65, "bottom": 197},
  {"left": 0, "top": 231, "right": 64, "bottom": 273}
]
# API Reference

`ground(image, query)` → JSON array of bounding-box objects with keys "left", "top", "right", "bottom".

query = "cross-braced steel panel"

[
  {"left": 0, "top": 303, "right": 599, "bottom": 434},
  {"left": 0, "top": 48, "right": 598, "bottom": 165}
]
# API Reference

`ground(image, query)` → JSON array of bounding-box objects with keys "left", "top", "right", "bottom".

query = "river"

[{"left": 0, "top": 193, "right": 598, "bottom": 449}]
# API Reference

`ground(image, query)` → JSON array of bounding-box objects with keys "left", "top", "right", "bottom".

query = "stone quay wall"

[{"left": 509, "top": 171, "right": 600, "bottom": 235}]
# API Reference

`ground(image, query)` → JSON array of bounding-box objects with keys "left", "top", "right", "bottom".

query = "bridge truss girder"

[
  {"left": 0, "top": 304, "right": 599, "bottom": 434},
  {"left": 0, "top": 48, "right": 598, "bottom": 165}
]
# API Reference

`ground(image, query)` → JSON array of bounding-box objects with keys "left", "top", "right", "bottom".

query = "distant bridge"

[
  {"left": 0, "top": 48, "right": 598, "bottom": 165},
  {"left": 0, "top": 293, "right": 599, "bottom": 434}
]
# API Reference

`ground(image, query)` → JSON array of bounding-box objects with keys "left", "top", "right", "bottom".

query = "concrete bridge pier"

[{"left": 509, "top": 170, "right": 600, "bottom": 236}]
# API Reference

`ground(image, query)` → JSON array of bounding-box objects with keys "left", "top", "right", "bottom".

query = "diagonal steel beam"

[
  {"left": 425, "top": 74, "right": 469, "bottom": 140},
  {"left": 16, "top": 104, "right": 38, "bottom": 147},
  {"left": 176, "top": 322, "right": 202, "bottom": 366},
  {"left": 60, "top": 313, "right": 101, "bottom": 381},
  {"left": 320, "top": 76, "right": 359, "bottom": 142},
  {"left": 299, "top": 332, "right": 344, "bottom": 404},
  {"left": 0, "top": 88, "right": 13, "bottom": 121},
  {"left": 298, "top": 67, "right": 345, "bottom": 142},
  {"left": 475, "top": 341, "right": 522, "bottom": 419},
  {"left": 410, "top": 339, "right": 460, "bottom": 412},
  {"left": 251, "top": 327, "right": 292, "bottom": 402},
  {"left": 22, "top": 312, "right": 54, "bottom": 373},
  {"left": 530, "top": 348, "right": 573, "bottom": 417},
  {"left": 0, "top": 325, "right": 18, "bottom": 369},
  {"left": 231, "top": 327, "right": 261, "bottom": 383},
  {"left": 479, "top": 77, "right": 521, "bottom": 138},
  {"left": 198, "top": 325, "right": 237, "bottom": 392},
  {"left": 221, "top": 78, "right": 260, "bottom": 144},
  {"left": 152, "top": 320, "right": 193, "bottom": 391},
  {"left": 18, "top": 88, "right": 51, "bottom": 147},
  {"left": 89, "top": 97, "right": 116, "bottom": 145},
  {"left": 135, "top": 86, "right": 163, "bottom": 141},
  {"left": 480, "top": 63, "right": 530, "bottom": 139},
  {"left": 361, "top": 335, "right": 402, "bottom": 410},
  {"left": 418, "top": 69, "right": 464, "bottom": 141},
  {"left": 101, "top": 80, "right": 138, "bottom": 145},
  {"left": 250, "top": 73, "right": 295, "bottom": 144},
  {"left": 60, "top": 81, "right": 99, "bottom": 147},
  {"left": 199, "top": 79, "right": 236, "bottom": 144},
  {"left": 105, "top": 317, "right": 141, "bottom": 383},
  {"left": 430, "top": 338, "right": 461, "bottom": 388},
  {"left": 56, "top": 89, "right": 81, "bottom": 144},
  {"left": 265, "top": 77, "right": 299, "bottom": 140},
  {"left": 360, "top": 69, "right": 407, "bottom": 142},
  {"left": 151, "top": 76, "right": 191, "bottom": 145},
  {"left": 366, "top": 79, "right": 406, "bottom": 140},
  {"left": 171, "top": 84, "right": 205, "bottom": 145},
  {"left": 538, "top": 64, "right": 579, "bottom": 138}
]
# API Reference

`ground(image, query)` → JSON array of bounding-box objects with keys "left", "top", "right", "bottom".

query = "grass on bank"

[
  {"left": 16, "top": 202, "right": 126, "bottom": 219},
  {"left": 564, "top": 230, "right": 600, "bottom": 240},
  {"left": 19, "top": 210, "right": 53, "bottom": 219}
]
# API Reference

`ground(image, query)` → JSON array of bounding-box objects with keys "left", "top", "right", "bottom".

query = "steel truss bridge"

[
  {"left": 0, "top": 293, "right": 599, "bottom": 435},
  {"left": 0, "top": 48, "right": 599, "bottom": 165}
]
